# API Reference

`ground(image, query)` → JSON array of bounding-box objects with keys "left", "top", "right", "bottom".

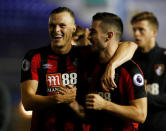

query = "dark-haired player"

[{"left": 84, "top": 12, "right": 147, "bottom": 131}]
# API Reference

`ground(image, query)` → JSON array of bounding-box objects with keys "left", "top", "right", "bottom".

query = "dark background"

[{"left": 0, "top": 0, "right": 166, "bottom": 130}]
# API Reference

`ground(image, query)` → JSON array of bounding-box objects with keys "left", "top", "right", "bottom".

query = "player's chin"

[
  {"left": 135, "top": 40, "right": 142, "bottom": 46},
  {"left": 53, "top": 42, "right": 65, "bottom": 48}
]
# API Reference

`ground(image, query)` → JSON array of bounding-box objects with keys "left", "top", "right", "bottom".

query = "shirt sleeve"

[
  {"left": 122, "top": 60, "right": 147, "bottom": 100},
  {"left": 21, "top": 50, "right": 41, "bottom": 82}
]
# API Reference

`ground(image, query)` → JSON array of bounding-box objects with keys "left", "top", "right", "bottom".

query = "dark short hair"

[
  {"left": 50, "top": 7, "right": 75, "bottom": 21},
  {"left": 131, "top": 11, "right": 159, "bottom": 30},
  {"left": 92, "top": 12, "right": 123, "bottom": 41}
]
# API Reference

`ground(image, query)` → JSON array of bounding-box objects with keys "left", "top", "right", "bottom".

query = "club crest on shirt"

[
  {"left": 154, "top": 64, "right": 165, "bottom": 76},
  {"left": 133, "top": 73, "right": 144, "bottom": 87},
  {"left": 21, "top": 59, "right": 30, "bottom": 71}
]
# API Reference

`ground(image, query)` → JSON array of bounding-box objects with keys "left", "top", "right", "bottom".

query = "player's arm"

[
  {"left": 69, "top": 100, "right": 85, "bottom": 118},
  {"left": 21, "top": 80, "right": 76, "bottom": 111},
  {"left": 101, "top": 42, "right": 138, "bottom": 91},
  {"left": 86, "top": 94, "right": 147, "bottom": 123},
  {"left": 104, "top": 97, "right": 147, "bottom": 123}
]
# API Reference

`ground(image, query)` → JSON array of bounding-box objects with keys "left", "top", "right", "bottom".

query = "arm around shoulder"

[
  {"left": 111, "top": 41, "right": 138, "bottom": 68},
  {"left": 101, "top": 41, "right": 138, "bottom": 90}
]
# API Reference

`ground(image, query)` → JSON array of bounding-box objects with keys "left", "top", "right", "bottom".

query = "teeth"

[{"left": 55, "top": 35, "right": 62, "bottom": 38}]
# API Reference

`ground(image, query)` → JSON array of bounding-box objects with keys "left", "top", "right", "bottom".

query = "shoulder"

[
  {"left": 156, "top": 46, "right": 166, "bottom": 62},
  {"left": 119, "top": 60, "right": 144, "bottom": 87},
  {"left": 120, "top": 60, "right": 143, "bottom": 75},
  {"left": 21, "top": 46, "right": 49, "bottom": 72},
  {"left": 118, "top": 61, "right": 146, "bottom": 99},
  {"left": 23, "top": 45, "right": 49, "bottom": 59}
]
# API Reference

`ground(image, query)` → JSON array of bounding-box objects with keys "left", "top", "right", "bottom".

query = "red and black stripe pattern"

[
  {"left": 21, "top": 45, "right": 90, "bottom": 131},
  {"left": 85, "top": 60, "right": 146, "bottom": 131}
]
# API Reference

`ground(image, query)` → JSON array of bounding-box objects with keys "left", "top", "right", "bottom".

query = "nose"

[
  {"left": 54, "top": 25, "right": 61, "bottom": 32},
  {"left": 133, "top": 29, "right": 140, "bottom": 37}
]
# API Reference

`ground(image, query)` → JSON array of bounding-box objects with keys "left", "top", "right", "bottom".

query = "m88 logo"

[{"left": 46, "top": 73, "right": 77, "bottom": 87}]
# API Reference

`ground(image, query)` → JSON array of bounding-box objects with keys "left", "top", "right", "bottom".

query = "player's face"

[
  {"left": 49, "top": 12, "right": 76, "bottom": 49},
  {"left": 78, "top": 28, "right": 91, "bottom": 46},
  {"left": 89, "top": 20, "right": 107, "bottom": 52},
  {"left": 132, "top": 20, "right": 156, "bottom": 49}
]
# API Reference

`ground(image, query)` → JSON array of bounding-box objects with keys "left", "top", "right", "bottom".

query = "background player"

[
  {"left": 72, "top": 25, "right": 90, "bottom": 46},
  {"left": 131, "top": 11, "right": 166, "bottom": 131}
]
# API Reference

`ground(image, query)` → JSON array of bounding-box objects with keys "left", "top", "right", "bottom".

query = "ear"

[
  {"left": 105, "top": 32, "right": 113, "bottom": 42},
  {"left": 72, "top": 24, "right": 77, "bottom": 33},
  {"left": 152, "top": 29, "right": 158, "bottom": 37}
]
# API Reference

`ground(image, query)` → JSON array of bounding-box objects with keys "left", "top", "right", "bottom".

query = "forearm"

[
  {"left": 109, "top": 41, "right": 137, "bottom": 69},
  {"left": 21, "top": 80, "right": 57, "bottom": 111},
  {"left": 103, "top": 99, "right": 146, "bottom": 123},
  {"left": 69, "top": 100, "right": 85, "bottom": 118},
  {"left": 22, "top": 94, "right": 57, "bottom": 111},
  {"left": 21, "top": 80, "right": 76, "bottom": 111}
]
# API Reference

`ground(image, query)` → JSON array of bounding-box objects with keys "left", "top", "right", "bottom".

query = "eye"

[
  {"left": 139, "top": 28, "right": 144, "bottom": 32},
  {"left": 59, "top": 24, "right": 66, "bottom": 28}
]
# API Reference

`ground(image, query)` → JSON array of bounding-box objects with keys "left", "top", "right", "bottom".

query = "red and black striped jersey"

[
  {"left": 84, "top": 59, "right": 146, "bottom": 131},
  {"left": 21, "top": 45, "right": 90, "bottom": 131}
]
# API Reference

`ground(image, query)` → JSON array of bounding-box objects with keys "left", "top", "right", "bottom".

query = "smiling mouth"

[
  {"left": 53, "top": 35, "right": 63, "bottom": 41},
  {"left": 135, "top": 39, "right": 141, "bottom": 43}
]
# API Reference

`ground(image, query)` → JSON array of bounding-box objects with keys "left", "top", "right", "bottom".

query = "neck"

[
  {"left": 141, "top": 39, "right": 156, "bottom": 53},
  {"left": 99, "top": 41, "right": 118, "bottom": 64},
  {"left": 51, "top": 42, "right": 72, "bottom": 55}
]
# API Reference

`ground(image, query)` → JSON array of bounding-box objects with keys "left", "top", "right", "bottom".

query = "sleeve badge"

[
  {"left": 133, "top": 73, "right": 144, "bottom": 87},
  {"left": 21, "top": 59, "right": 30, "bottom": 71}
]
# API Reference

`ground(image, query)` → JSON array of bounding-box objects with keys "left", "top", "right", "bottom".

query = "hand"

[
  {"left": 101, "top": 64, "right": 117, "bottom": 92},
  {"left": 57, "top": 85, "right": 76, "bottom": 95},
  {"left": 85, "top": 94, "right": 106, "bottom": 110},
  {"left": 54, "top": 85, "right": 77, "bottom": 104}
]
